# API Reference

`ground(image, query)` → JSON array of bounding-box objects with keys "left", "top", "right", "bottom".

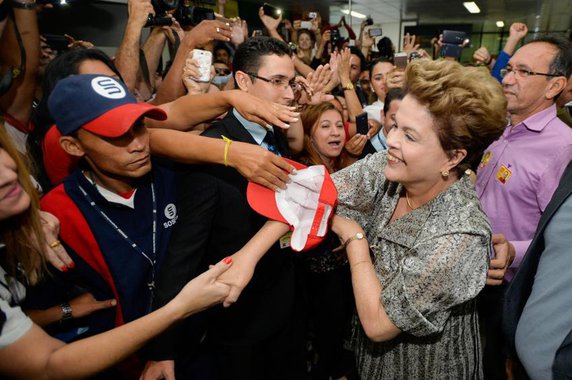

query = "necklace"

[{"left": 405, "top": 190, "right": 417, "bottom": 210}]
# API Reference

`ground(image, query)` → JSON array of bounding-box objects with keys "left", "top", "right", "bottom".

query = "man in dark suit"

[
  {"left": 146, "top": 37, "right": 307, "bottom": 380},
  {"left": 504, "top": 160, "right": 572, "bottom": 380}
]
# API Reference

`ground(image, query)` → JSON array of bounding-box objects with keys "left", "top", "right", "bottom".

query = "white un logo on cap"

[{"left": 91, "top": 76, "right": 126, "bottom": 99}]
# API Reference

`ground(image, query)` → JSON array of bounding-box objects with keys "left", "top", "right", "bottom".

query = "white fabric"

[
  {"left": 4, "top": 121, "right": 28, "bottom": 154},
  {"left": 0, "top": 266, "right": 32, "bottom": 348},
  {"left": 275, "top": 165, "right": 332, "bottom": 251}
]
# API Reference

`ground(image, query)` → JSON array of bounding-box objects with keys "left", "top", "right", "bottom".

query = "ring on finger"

[
  {"left": 50, "top": 240, "right": 61, "bottom": 249},
  {"left": 216, "top": 27, "right": 221, "bottom": 33}
]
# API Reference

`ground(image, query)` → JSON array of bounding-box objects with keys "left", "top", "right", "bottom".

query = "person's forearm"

[
  {"left": 293, "top": 56, "right": 313, "bottom": 77},
  {"left": 115, "top": 20, "right": 144, "bottom": 92},
  {"left": 25, "top": 306, "right": 63, "bottom": 327},
  {"left": 503, "top": 36, "right": 522, "bottom": 56},
  {"left": 286, "top": 119, "right": 304, "bottom": 154},
  {"left": 142, "top": 29, "right": 167, "bottom": 87},
  {"left": 149, "top": 128, "right": 227, "bottom": 164},
  {"left": 46, "top": 302, "right": 184, "bottom": 379},
  {"left": 152, "top": 32, "right": 195, "bottom": 105},
  {"left": 235, "top": 220, "right": 290, "bottom": 263},
  {"left": 152, "top": 90, "right": 237, "bottom": 130},
  {"left": 0, "top": 6, "right": 40, "bottom": 126}
]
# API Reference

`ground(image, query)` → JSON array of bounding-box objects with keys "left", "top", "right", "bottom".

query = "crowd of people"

[{"left": 0, "top": 0, "right": 571, "bottom": 379}]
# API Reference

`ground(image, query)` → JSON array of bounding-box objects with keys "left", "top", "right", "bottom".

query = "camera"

[
  {"left": 262, "top": 3, "right": 281, "bottom": 19},
  {"left": 442, "top": 30, "right": 468, "bottom": 45},
  {"left": 365, "top": 16, "right": 373, "bottom": 26},
  {"left": 287, "top": 42, "right": 298, "bottom": 55},
  {"left": 308, "top": 12, "right": 317, "bottom": 19},
  {"left": 174, "top": 4, "right": 215, "bottom": 27},
  {"left": 145, "top": 0, "right": 179, "bottom": 27},
  {"left": 409, "top": 51, "right": 422, "bottom": 60},
  {"left": 331, "top": 28, "right": 341, "bottom": 44}
]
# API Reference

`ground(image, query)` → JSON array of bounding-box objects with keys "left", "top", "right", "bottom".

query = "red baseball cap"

[{"left": 247, "top": 158, "right": 338, "bottom": 252}]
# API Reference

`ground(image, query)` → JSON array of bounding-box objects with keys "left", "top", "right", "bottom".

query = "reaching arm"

[{"left": 0, "top": 260, "right": 231, "bottom": 380}]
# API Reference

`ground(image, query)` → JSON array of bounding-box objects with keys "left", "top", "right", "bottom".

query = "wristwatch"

[
  {"left": 60, "top": 302, "right": 73, "bottom": 323},
  {"left": 340, "top": 232, "right": 364, "bottom": 250},
  {"left": 342, "top": 82, "right": 354, "bottom": 91}
]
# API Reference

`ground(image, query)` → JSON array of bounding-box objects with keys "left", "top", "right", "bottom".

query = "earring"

[{"left": 441, "top": 169, "right": 449, "bottom": 178}]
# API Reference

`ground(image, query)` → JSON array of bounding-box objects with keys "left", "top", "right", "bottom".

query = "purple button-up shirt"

[{"left": 476, "top": 105, "right": 572, "bottom": 281}]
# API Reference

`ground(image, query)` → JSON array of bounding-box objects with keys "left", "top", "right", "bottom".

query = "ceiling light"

[
  {"left": 463, "top": 2, "right": 481, "bottom": 14},
  {"left": 496, "top": 21, "right": 504, "bottom": 27},
  {"left": 341, "top": 9, "right": 367, "bottom": 19}
]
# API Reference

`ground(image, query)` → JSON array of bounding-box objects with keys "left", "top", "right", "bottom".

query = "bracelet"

[
  {"left": 60, "top": 302, "right": 73, "bottom": 325},
  {"left": 222, "top": 135, "right": 232, "bottom": 167},
  {"left": 11, "top": 0, "right": 37, "bottom": 9}
]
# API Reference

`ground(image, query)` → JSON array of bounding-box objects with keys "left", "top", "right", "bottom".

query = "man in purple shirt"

[{"left": 476, "top": 35, "right": 572, "bottom": 379}]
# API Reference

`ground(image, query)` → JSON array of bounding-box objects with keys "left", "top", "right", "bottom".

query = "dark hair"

[
  {"left": 214, "top": 42, "right": 233, "bottom": 58},
  {"left": 383, "top": 88, "right": 405, "bottom": 114},
  {"left": 377, "top": 37, "right": 394, "bottom": 60},
  {"left": 233, "top": 37, "right": 291, "bottom": 80},
  {"left": 33, "top": 49, "right": 122, "bottom": 136},
  {"left": 369, "top": 57, "right": 394, "bottom": 80},
  {"left": 297, "top": 29, "right": 316, "bottom": 44},
  {"left": 349, "top": 46, "right": 366, "bottom": 72},
  {"left": 526, "top": 35, "right": 572, "bottom": 78}
]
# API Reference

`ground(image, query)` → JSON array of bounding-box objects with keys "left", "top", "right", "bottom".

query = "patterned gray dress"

[{"left": 332, "top": 152, "right": 489, "bottom": 379}]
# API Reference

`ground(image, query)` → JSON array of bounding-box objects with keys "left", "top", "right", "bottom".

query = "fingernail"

[
  {"left": 266, "top": 124, "right": 273, "bottom": 129},
  {"left": 292, "top": 118, "right": 299, "bottom": 122},
  {"left": 68, "top": 262, "right": 75, "bottom": 269},
  {"left": 223, "top": 257, "right": 232, "bottom": 265},
  {"left": 61, "top": 266, "right": 68, "bottom": 272},
  {"left": 111, "top": 299, "right": 117, "bottom": 306},
  {"left": 283, "top": 124, "right": 290, "bottom": 129}
]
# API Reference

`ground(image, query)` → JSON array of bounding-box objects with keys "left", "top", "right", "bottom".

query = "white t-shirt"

[{"left": 0, "top": 266, "right": 32, "bottom": 348}]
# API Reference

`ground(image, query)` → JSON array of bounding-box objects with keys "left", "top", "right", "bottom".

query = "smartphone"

[
  {"left": 368, "top": 27, "right": 383, "bottom": 37},
  {"left": 356, "top": 112, "right": 369, "bottom": 135},
  {"left": 191, "top": 49, "right": 212, "bottom": 82},
  {"left": 394, "top": 52, "right": 407, "bottom": 70},
  {"left": 300, "top": 21, "right": 312, "bottom": 29},
  {"left": 442, "top": 30, "right": 467, "bottom": 45},
  {"left": 308, "top": 12, "right": 317, "bottom": 19},
  {"left": 263, "top": 3, "right": 282, "bottom": 19},
  {"left": 440, "top": 44, "right": 462, "bottom": 58},
  {"left": 331, "top": 29, "right": 341, "bottom": 44}
]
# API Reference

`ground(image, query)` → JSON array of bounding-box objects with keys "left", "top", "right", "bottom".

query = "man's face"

[
  {"left": 349, "top": 54, "right": 362, "bottom": 83},
  {"left": 215, "top": 48, "right": 230, "bottom": 65},
  {"left": 243, "top": 54, "right": 296, "bottom": 106},
  {"left": 73, "top": 122, "right": 151, "bottom": 183},
  {"left": 502, "top": 42, "right": 561, "bottom": 123}
]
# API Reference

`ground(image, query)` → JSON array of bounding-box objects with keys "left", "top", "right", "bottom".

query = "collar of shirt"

[
  {"left": 83, "top": 173, "right": 137, "bottom": 209},
  {"left": 233, "top": 108, "right": 268, "bottom": 145},
  {"left": 370, "top": 130, "right": 388, "bottom": 151},
  {"left": 512, "top": 104, "right": 558, "bottom": 133}
]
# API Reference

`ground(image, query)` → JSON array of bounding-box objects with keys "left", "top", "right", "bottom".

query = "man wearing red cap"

[{"left": 39, "top": 74, "right": 180, "bottom": 378}]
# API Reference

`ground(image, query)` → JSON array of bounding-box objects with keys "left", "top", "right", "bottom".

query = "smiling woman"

[{"left": 329, "top": 58, "right": 507, "bottom": 379}]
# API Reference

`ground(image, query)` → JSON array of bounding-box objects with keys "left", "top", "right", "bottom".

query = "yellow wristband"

[{"left": 222, "top": 135, "right": 232, "bottom": 167}]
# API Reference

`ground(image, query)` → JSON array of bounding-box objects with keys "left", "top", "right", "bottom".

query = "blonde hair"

[
  {"left": 0, "top": 121, "right": 46, "bottom": 285},
  {"left": 405, "top": 59, "right": 507, "bottom": 175}
]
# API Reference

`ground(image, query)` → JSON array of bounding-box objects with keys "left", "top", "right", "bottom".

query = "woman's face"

[
  {"left": 298, "top": 33, "right": 313, "bottom": 51},
  {"left": 371, "top": 61, "right": 394, "bottom": 101},
  {"left": 311, "top": 109, "right": 345, "bottom": 161},
  {"left": 0, "top": 148, "right": 30, "bottom": 220},
  {"left": 384, "top": 95, "right": 452, "bottom": 188}
]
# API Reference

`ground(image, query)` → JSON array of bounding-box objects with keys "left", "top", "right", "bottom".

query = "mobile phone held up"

[
  {"left": 394, "top": 52, "right": 407, "bottom": 70},
  {"left": 300, "top": 21, "right": 313, "bottom": 29},
  {"left": 191, "top": 49, "right": 212, "bottom": 82},
  {"left": 368, "top": 27, "right": 383, "bottom": 38},
  {"left": 263, "top": 3, "right": 282, "bottom": 19},
  {"left": 356, "top": 112, "right": 369, "bottom": 136}
]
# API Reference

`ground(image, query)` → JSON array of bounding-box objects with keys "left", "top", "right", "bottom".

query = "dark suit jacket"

[
  {"left": 504, "top": 160, "right": 572, "bottom": 380},
  {"left": 149, "top": 112, "right": 302, "bottom": 368}
]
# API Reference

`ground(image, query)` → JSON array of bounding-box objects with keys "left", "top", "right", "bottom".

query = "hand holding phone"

[
  {"left": 356, "top": 112, "right": 369, "bottom": 135},
  {"left": 191, "top": 49, "right": 212, "bottom": 82}
]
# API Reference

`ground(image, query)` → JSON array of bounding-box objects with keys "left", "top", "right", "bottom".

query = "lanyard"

[{"left": 77, "top": 182, "right": 158, "bottom": 294}]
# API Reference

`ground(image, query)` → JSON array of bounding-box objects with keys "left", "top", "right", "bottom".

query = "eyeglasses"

[
  {"left": 246, "top": 72, "right": 300, "bottom": 92},
  {"left": 500, "top": 67, "right": 564, "bottom": 79},
  {"left": 215, "top": 68, "right": 231, "bottom": 76}
]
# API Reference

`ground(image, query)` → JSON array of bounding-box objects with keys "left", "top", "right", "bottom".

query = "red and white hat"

[{"left": 247, "top": 159, "right": 338, "bottom": 251}]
